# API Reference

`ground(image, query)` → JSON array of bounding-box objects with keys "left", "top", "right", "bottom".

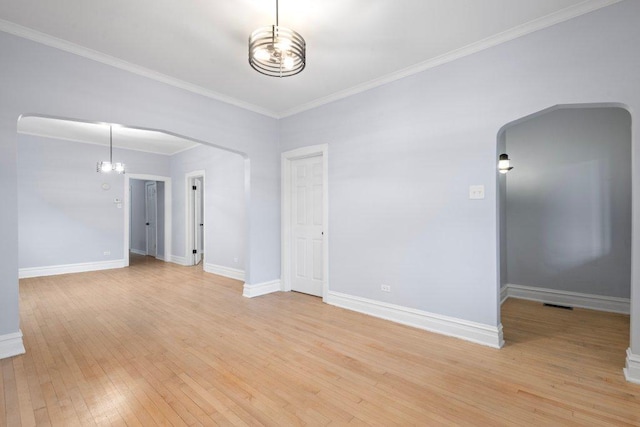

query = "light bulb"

[
  {"left": 275, "top": 38, "right": 291, "bottom": 51},
  {"left": 114, "top": 163, "right": 125, "bottom": 173},
  {"left": 255, "top": 48, "right": 270, "bottom": 61},
  {"left": 283, "top": 56, "right": 294, "bottom": 70},
  {"left": 100, "top": 161, "right": 112, "bottom": 172},
  {"left": 498, "top": 159, "right": 510, "bottom": 170}
]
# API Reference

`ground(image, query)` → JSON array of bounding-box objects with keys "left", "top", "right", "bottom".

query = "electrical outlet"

[
  {"left": 381, "top": 284, "right": 391, "bottom": 292},
  {"left": 103, "top": 251, "right": 110, "bottom": 256}
]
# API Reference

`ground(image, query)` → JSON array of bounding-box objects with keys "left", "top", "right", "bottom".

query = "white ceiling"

[
  {"left": 18, "top": 116, "right": 199, "bottom": 155},
  {"left": 0, "top": 0, "right": 620, "bottom": 117}
]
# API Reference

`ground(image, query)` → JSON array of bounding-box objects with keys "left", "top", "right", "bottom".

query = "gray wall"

[
  {"left": 171, "top": 145, "right": 246, "bottom": 271},
  {"left": 17, "top": 135, "right": 170, "bottom": 268},
  {"left": 498, "top": 133, "right": 508, "bottom": 289},
  {"left": 130, "top": 179, "right": 147, "bottom": 253},
  {"left": 1, "top": 29, "right": 279, "bottom": 337},
  {"left": 279, "top": 0, "right": 640, "bottom": 345},
  {"left": 504, "top": 107, "right": 631, "bottom": 298}
]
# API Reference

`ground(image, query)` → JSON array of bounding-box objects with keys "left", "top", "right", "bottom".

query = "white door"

[
  {"left": 193, "top": 178, "right": 204, "bottom": 265},
  {"left": 291, "top": 156, "right": 324, "bottom": 296},
  {"left": 145, "top": 181, "right": 157, "bottom": 257}
]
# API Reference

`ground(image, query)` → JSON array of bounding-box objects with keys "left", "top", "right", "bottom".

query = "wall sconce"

[{"left": 498, "top": 153, "right": 513, "bottom": 174}]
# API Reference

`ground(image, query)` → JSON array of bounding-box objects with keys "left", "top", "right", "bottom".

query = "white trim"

[
  {"left": 204, "top": 263, "right": 245, "bottom": 281},
  {"left": 326, "top": 291, "right": 504, "bottom": 349},
  {"left": 502, "top": 284, "right": 630, "bottom": 314},
  {"left": 124, "top": 174, "right": 172, "bottom": 267},
  {"left": 155, "top": 255, "right": 165, "bottom": 261},
  {"left": 19, "top": 260, "right": 125, "bottom": 279},
  {"left": 281, "top": 144, "right": 329, "bottom": 300},
  {"left": 0, "top": 330, "right": 25, "bottom": 360},
  {"left": 278, "top": 0, "right": 621, "bottom": 118},
  {"left": 0, "top": 19, "right": 277, "bottom": 119},
  {"left": 243, "top": 280, "right": 281, "bottom": 298},
  {"left": 130, "top": 248, "right": 146, "bottom": 256},
  {"left": 170, "top": 255, "right": 189, "bottom": 266},
  {"left": 500, "top": 285, "right": 508, "bottom": 305},
  {"left": 624, "top": 348, "right": 640, "bottom": 384}
]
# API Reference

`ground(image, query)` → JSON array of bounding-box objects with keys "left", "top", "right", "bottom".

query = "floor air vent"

[{"left": 543, "top": 302, "right": 573, "bottom": 310}]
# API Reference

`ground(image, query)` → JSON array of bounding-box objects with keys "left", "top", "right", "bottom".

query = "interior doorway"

[
  {"left": 145, "top": 181, "right": 158, "bottom": 257},
  {"left": 124, "top": 174, "right": 172, "bottom": 267},
  {"left": 186, "top": 171, "right": 205, "bottom": 266},
  {"left": 281, "top": 144, "right": 329, "bottom": 299},
  {"left": 497, "top": 105, "right": 632, "bottom": 371}
]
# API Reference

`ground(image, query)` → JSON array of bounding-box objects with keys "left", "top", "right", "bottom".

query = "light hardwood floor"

[{"left": 2, "top": 255, "right": 639, "bottom": 426}]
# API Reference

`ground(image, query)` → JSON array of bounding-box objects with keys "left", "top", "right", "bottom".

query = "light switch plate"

[{"left": 469, "top": 185, "right": 485, "bottom": 200}]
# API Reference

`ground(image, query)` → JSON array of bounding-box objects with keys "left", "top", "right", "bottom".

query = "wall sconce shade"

[{"left": 498, "top": 153, "right": 513, "bottom": 174}]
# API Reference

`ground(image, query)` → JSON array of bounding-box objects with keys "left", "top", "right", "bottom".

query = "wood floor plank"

[{"left": 0, "top": 254, "right": 639, "bottom": 425}]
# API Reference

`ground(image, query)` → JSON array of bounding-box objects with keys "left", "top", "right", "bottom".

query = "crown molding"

[
  {"left": 277, "top": 0, "right": 621, "bottom": 118},
  {"left": 0, "top": 0, "right": 621, "bottom": 120},
  {"left": 0, "top": 19, "right": 278, "bottom": 119}
]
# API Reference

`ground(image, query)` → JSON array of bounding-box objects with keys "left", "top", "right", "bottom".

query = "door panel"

[
  {"left": 145, "top": 182, "right": 157, "bottom": 257},
  {"left": 291, "top": 156, "right": 324, "bottom": 296},
  {"left": 194, "top": 178, "right": 203, "bottom": 265}
]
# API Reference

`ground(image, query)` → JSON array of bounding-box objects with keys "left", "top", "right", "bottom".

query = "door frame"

[
  {"left": 185, "top": 170, "right": 206, "bottom": 266},
  {"left": 124, "top": 174, "right": 172, "bottom": 267},
  {"left": 144, "top": 181, "right": 158, "bottom": 257},
  {"left": 281, "top": 144, "right": 329, "bottom": 300}
]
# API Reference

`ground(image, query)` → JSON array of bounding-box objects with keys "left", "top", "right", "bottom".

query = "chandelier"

[
  {"left": 97, "top": 126, "right": 125, "bottom": 174},
  {"left": 248, "top": 0, "right": 306, "bottom": 77}
]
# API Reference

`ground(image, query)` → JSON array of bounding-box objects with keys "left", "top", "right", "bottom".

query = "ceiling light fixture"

[
  {"left": 248, "top": 0, "right": 306, "bottom": 77},
  {"left": 97, "top": 126, "right": 125, "bottom": 174},
  {"left": 498, "top": 153, "right": 513, "bottom": 174}
]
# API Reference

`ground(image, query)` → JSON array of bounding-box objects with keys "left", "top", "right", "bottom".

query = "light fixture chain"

[{"left": 276, "top": 0, "right": 279, "bottom": 26}]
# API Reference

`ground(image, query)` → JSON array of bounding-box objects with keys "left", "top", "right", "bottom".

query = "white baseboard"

[
  {"left": 326, "top": 291, "right": 504, "bottom": 349},
  {"left": 204, "top": 263, "right": 245, "bottom": 281},
  {"left": 130, "top": 248, "right": 146, "bottom": 256},
  {"left": 170, "top": 255, "right": 189, "bottom": 266},
  {"left": 243, "top": 280, "right": 281, "bottom": 298},
  {"left": 503, "top": 284, "right": 630, "bottom": 314},
  {"left": 0, "top": 330, "right": 26, "bottom": 360},
  {"left": 500, "top": 285, "right": 508, "bottom": 305},
  {"left": 19, "top": 259, "right": 125, "bottom": 279},
  {"left": 156, "top": 254, "right": 165, "bottom": 261},
  {"left": 624, "top": 348, "right": 640, "bottom": 384}
]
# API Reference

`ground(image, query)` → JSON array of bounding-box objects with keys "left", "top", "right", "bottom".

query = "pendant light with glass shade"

[
  {"left": 97, "top": 126, "right": 125, "bottom": 174},
  {"left": 248, "top": 0, "right": 306, "bottom": 77}
]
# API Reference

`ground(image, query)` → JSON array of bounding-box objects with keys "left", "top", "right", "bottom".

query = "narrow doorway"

[
  {"left": 125, "top": 175, "right": 170, "bottom": 267},
  {"left": 186, "top": 172, "right": 205, "bottom": 266},
  {"left": 145, "top": 181, "right": 158, "bottom": 257}
]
